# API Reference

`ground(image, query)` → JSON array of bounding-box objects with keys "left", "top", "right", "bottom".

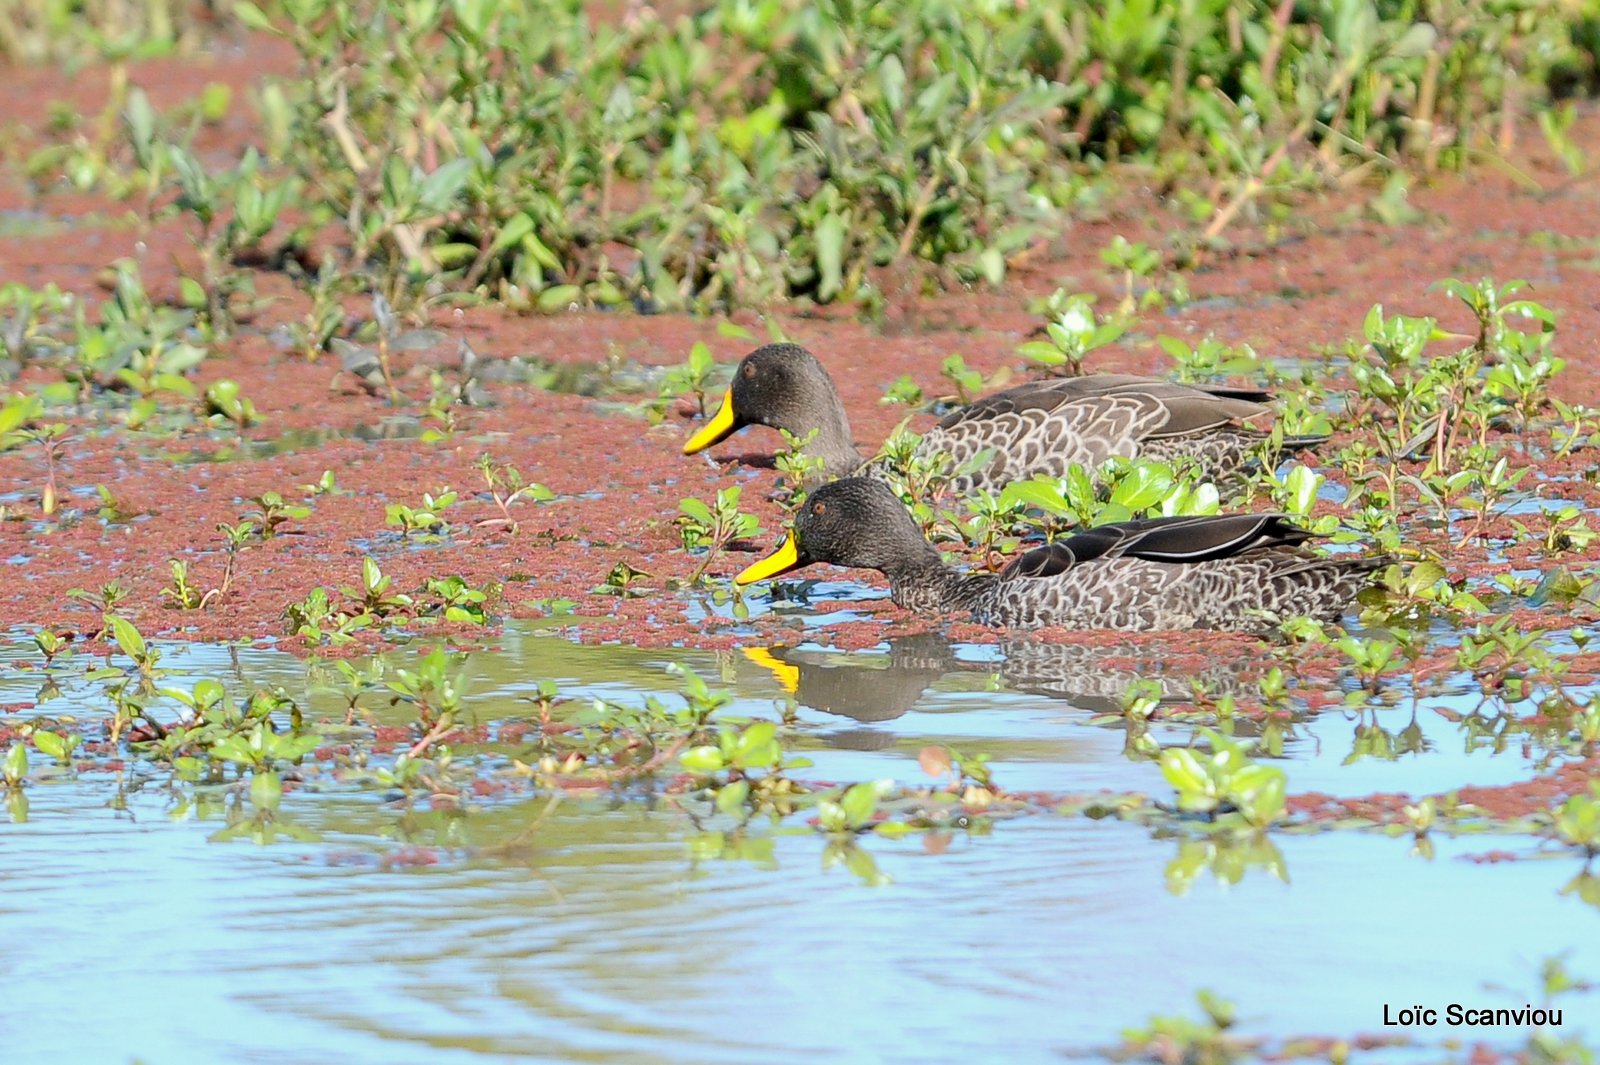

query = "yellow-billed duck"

[
  {"left": 684, "top": 343, "right": 1324, "bottom": 492},
  {"left": 734, "top": 478, "right": 1387, "bottom": 633}
]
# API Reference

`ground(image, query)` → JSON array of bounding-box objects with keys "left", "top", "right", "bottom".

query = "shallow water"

[{"left": 1, "top": 624, "right": 1594, "bottom": 1063}]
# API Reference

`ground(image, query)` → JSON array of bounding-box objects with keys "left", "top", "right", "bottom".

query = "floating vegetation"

[{"left": 2, "top": 0, "right": 1600, "bottom": 1058}]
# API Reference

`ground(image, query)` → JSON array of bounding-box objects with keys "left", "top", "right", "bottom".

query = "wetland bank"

[{"left": 3, "top": 1, "right": 1600, "bottom": 1061}]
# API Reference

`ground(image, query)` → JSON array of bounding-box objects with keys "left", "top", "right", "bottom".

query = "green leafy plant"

[
  {"left": 0, "top": 392, "right": 44, "bottom": 452},
  {"left": 2, "top": 742, "right": 26, "bottom": 789},
  {"left": 31, "top": 729, "right": 82, "bottom": 766},
  {"left": 386, "top": 646, "right": 467, "bottom": 752},
  {"left": 422, "top": 576, "right": 494, "bottom": 625},
  {"left": 681, "top": 719, "right": 814, "bottom": 816},
  {"left": 678, "top": 487, "right": 762, "bottom": 584},
  {"left": 386, "top": 489, "right": 456, "bottom": 537},
  {"left": 771, "top": 428, "right": 827, "bottom": 495},
  {"left": 1159, "top": 729, "right": 1287, "bottom": 829},
  {"left": 1017, "top": 292, "right": 1126, "bottom": 376},
  {"left": 663, "top": 340, "right": 719, "bottom": 420},
  {"left": 203, "top": 379, "right": 263, "bottom": 434},
  {"left": 94, "top": 484, "right": 141, "bottom": 524},
  {"left": 105, "top": 614, "right": 162, "bottom": 683},
  {"left": 342, "top": 557, "right": 413, "bottom": 617},
  {"left": 1117, "top": 991, "right": 1246, "bottom": 1064},
  {"left": 1334, "top": 634, "right": 1400, "bottom": 695},
  {"left": 594, "top": 561, "right": 653, "bottom": 598},
  {"left": 245, "top": 492, "right": 310, "bottom": 539},
  {"left": 160, "top": 559, "right": 218, "bottom": 610},
  {"left": 1101, "top": 235, "right": 1162, "bottom": 315},
  {"left": 284, "top": 587, "right": 371, "bottom": 646},
  {"left": 879, "top": 375, "right": 924, "bottom": 408},
  {"left": 816, "top": 779, "right": 895, "bottom": 834},
  {"left": 27, "top": 423, "right": 67, "bottom": 516},
  {"left": 1553, "top": 782, "right": 1600, "bottom": 856},
  {"left": 1157, "top": 335, "right": 1264, "bottom": 383},
  {"left": 936, "top": 354, "right": 1008, "bottom": 406},
  {"left": 476, "top": 454, "right": 554, "bottom": 532},
  {"left": 67, "top": 580, "right": 131, "bottom": 620},
  {"left": 33, "top": 628, "right": 70, "bottom": 666},
  {"left": 998, "top": 458, "right": 1218, "bottom": 537}
]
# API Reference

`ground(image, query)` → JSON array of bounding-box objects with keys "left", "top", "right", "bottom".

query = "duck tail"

[
  {"left": 1345, "top": 553, "right": 1396, "bottom": 579},
  {"left": 1202, "top": 384, "right": 1274, "bottom": 403}
]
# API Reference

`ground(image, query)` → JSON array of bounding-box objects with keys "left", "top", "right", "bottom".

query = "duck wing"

[
  {"left": 922, "top": 391, "right": 1157, "bottom": 482},
  {"left": 938, "top": 375, "right": 1267, "bottom": 428},
  {"left": 1000, "top": 513, "right": 1315, "bottom": 580},
  {"left": 915, "top": 375, "right": 1284, "bottom": 492},
  {"left": 1040, "top": 373, "right": 1273, "bottom": 405},
  {"left": 937, "top": 375, "right": 1272, "bottom": 445}
]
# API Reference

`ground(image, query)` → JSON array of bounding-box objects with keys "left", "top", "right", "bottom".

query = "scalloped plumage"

[
  {"left": 682, "top": 344, "right": 1325, "bottom": 492},
  {"left": 739, "top": 479, "right": 1388, "bottom": 633}
]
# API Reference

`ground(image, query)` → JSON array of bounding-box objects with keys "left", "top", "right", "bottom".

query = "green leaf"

[
  {"left": 108, "top": 615, "right": 147, "bottom": 663},
  {"left": 1283, "top": 464, "right": 1323, "bottom": 515},
  {"left": 679, "top": 746, "right": 726, "bottom": 773},
  {"left": 199, "top": 83, "right": 232, "bottom": 124},
  {"left": 123, "top": 87, "right": 155, "bottom": 162},
  {"left": 277, "top": 733, "right": 322, "bottom": 762},
  {"left": 417, "top": 157, "right": 473, "bottom": 213},
  {"left": 715, "top": 779, "right": 750, "bottom": 817},
  {"left": 1016, "top": 341, "right": 1064, "bottom": 364},
  {"left": 33, "top": 731, "right": 65, "bottom": 758},
  {"left": 1156, "top": 335, "right": 1191, "bottom": 359},
  {"left": 450, "top": 0, "right": 494, "bottom": 39},
  {"left": 230, "top": 0, "right": 280, "bottom": 33},
  {"left": 687, "top": 341, "right": 713, "bottom": 374},
  {"left": 978, "top": 247, "right": 1005, "bottom": 287},
  {"left": 159, "top": 343, "right": 207, "bottom": 376},
  {"left": 998, "top": 480, "right": 1069, "bottom": 515},
  {"left": 838, "top": 780, "right": 884, "bottom": 829},
  {"left": 3, "top": 742, "right": 26, "bottom": 783},
  {"left": 679, "top": 498, "right": 714, "bottom": 525},
  {"left": 815, "top": 213, "right": 846, "bottom": 301},
  {"left": 537, "top": 285, "right": 582, "bottom": 313},
  {"left": 1109, "top": 464, "right": 1171, "bottom": 511},
  {"left": 153, "top": 373, "right": 198, "bottom": 397},
  {"left": 878, "top": 54, "right": 906, "bottom": 113},
  {"left": 488, "top": 212, "right": 535, "bottom": 257},
  {"left": 0, "top": 394, "right": 42, "bottom": 436},
  {"left": 250, "top": 770, "right": 283, "bottom": 811},
  {"left": 731, "top": 721, "right": 779, "bottom": 769},
  {"left": 1159, "top": 749, "right": 1211, "bottom": 801},
  {"left": 362, "top": 556, "right": 384, "bottom": 593}
]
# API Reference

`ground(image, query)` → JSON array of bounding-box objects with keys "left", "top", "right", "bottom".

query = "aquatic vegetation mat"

[{"left": 3, "top": 1, "right": 1600, "bottom": 1060}]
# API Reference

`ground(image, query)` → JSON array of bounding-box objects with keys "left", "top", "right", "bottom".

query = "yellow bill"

[
  {"left": 742, "top": 646, "right": 799, "bottom": 694},
  {"left": 735, "top": 530, "right": 804, "bottom": 585},
  {"left": 682, "top": 388, "right": 739, "bottom": 454}
]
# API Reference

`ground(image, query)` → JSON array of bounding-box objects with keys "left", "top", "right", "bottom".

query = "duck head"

[
  {"left": 682, "top": 343, "right": 855, "bottom": 460},
  {"left": 735, "top": 478, "right": 937, "bottom": 584}
]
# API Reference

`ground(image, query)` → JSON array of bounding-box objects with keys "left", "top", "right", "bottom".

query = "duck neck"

[
  {"left": 798, "top": 405, "right": 865, "bottom": 485},
  {"left": 884, "top": 547, "right": 976, "bottom": 614}
]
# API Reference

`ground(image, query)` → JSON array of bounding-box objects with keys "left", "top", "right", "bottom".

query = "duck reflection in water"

[{"left": 742, "top": 633, "right": 1275, "bottom": 750}]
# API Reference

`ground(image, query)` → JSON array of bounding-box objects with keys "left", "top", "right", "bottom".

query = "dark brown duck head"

[
  {"left": 682, "top": 343, "right": 862, "bottom": 478},
  {"left": 736, "top": 478, "right": 941, "bottom": 585}
]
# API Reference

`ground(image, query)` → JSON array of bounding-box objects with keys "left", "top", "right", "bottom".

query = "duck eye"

[
  {"left": 812, "top": 502, "right": 826, "bottom": 516},
  {"left": 743, "top": 363, "right": 757, "bottom": 378}
]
